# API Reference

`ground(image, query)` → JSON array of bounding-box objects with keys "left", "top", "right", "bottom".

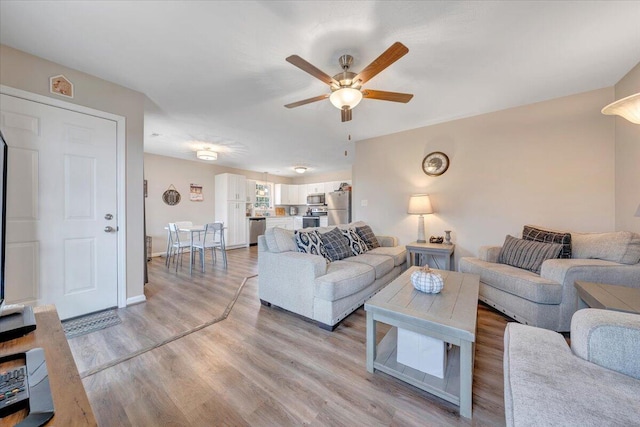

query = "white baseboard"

[{"left": 127, "top": 295, "right": 146, "bottom": 306}]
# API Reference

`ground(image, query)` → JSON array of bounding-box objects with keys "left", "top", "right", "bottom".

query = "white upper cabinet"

[
  {"left": 216, "top": 173, "right": 246, "bottom": 201},
  {"left": 307, "top": 182, "right": 325, "bottom": 195},
  {"left": 275, "top": 183, "right": 291, "bottom": 205},
  {"left": 246, "top": 180, "right": 257, "bottom": 203}
]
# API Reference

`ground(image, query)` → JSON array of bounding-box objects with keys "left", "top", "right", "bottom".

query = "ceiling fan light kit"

[
  {"left": 601, "top": 92, "right": 640, "bottom": 124},
  {"left": 196, "top": 150, "right": 218, "bottom": 161},
  {"left": 285, "top": 42, "right": 413, "bottom": 122}
]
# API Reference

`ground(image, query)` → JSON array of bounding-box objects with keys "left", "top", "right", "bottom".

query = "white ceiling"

[{"left": 1, "top": 1, "right": 639, "bottom": 177}]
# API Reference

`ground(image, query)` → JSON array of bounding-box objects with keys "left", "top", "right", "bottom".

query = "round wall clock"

[{"left": 422, "top": 151, "right": 450, "bottom": 176}]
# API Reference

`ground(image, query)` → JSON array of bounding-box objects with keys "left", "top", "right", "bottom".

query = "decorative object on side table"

[
  {"left": 429, "top": 236, "right": 443, "bottom": 244},
  {"left": 444, "top": 230, "right": 452, "bottom": 244},
  {"left": 422, "top": 151, "right": 450, "bottom": 176},
  {"left": 408, "top": 194, "right": 433, "bottom": 243},
  {"left": 411, "top": 266, "right": 444, "bottom": 294}
]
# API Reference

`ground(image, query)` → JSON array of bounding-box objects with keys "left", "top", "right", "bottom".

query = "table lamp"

[{"left": 408, "top": 194, "right": 433, "bottom": 243}]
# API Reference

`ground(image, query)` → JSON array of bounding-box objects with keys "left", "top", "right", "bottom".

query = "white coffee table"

[{"left": 364, "top": 267, "right": 480, "bottom": 418}]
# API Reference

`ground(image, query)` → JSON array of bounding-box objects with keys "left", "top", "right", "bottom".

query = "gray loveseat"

[
  {"left": 459, "top": 228, "right": 640, "bottom": 331},
  {"left": 258, "top": 222, "right": 406, "bottom": 330},
  {"left": 504, "top": 309, "right": 640, "bottom": 426}
]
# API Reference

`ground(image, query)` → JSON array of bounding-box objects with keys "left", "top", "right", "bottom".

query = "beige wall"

[
  {"left": 354, "top": 88, "right": 616, "bottom": 266},
  {"left": 0, "top": 44, "right": 146, "bottom": 300},
  {"left": 614, "top": 62, "right": 640, "bottom": 233},
  {"left": 144, "top": 153, "right": 292, "bottom": 254},
  {"left": 291, "top": 168, "right": 352, "bottom": 185}
]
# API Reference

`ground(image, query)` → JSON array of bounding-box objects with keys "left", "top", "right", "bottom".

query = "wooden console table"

[{"left": 0, "top": 305, "right": 97, "bottom": 426}]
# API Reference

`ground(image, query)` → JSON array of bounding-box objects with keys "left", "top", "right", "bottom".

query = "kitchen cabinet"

[
  {"left": 216, "top": 173, "right": 246, "bottom": 201},
  {"left": 275, "top": 183, "right": 291, "bottom": 205},
  {"left": 246, "top": 180, "right": 257, "bottom": 203},
  {"left": 307, "top": 182, "right": 325, "bottom": 195},
  {"left": 320, "top": 216, "right": 329, "bottom": 227},
  {"left": 293, "top": 216, "right": 303, "bottom": 230},
  {"left": 215, "top": 173, "right": 248, "bottom": 248},
  {"left": 325, "top": 181, "right": 341, "bottom": 193},
  {"left": 288, "top": 185, "right": 300, "bottom": 205},
  {"left": 297, "top": 185, "right": 308, "bottom": 205}
]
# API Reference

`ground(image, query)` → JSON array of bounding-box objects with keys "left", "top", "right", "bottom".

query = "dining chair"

[
  {"left": 166, "top": 221, "right": 193, "bottom": 267},
  {"left": 191, "top": 222, "right": 227, "bottom": 271},
  {"left": 167, "top": 223, "right": 191, "bottom": 271}
]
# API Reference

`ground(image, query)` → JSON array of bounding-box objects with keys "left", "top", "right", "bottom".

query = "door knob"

[
  {"left": 104, "top": 226, "right": 115, "bottom": 233},
  {"left": 105, "top": 213, "right": 113, "bottom": 220}
]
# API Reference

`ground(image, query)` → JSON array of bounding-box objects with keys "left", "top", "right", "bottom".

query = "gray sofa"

[
  {"left": 258, "top": 222, "right": 406, "bottom": 330},
  {"left": 504, "top": 308, "right": 640, "bottom": 426},
  {"left": 459, "top": 229, "right": 640, "bottom": 331}
]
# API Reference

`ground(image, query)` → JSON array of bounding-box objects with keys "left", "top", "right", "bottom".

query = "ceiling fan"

[{"left": 285, "top": 42, "right": 413, "bottom": 122}]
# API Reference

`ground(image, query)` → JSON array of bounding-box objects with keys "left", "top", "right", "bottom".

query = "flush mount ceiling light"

[
  {"left": 294, "top": 166, "right": 307, "bottom": 174},
  {"left": 196, "top": 149, "right": 217, "bottom": 161},
  {"left": 601, "top": 93, "right": 640, "bottom": 124}
]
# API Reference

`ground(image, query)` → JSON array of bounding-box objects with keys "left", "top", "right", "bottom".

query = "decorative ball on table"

[{"left": 411, "top": 266, "right": 444, "bottom": 294}]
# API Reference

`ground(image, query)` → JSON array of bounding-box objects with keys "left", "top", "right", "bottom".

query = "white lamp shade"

[
  {"left": 329, "top": 88, "right": 363, "bottom": 110},
  {"left": 601, "top": 93, "right": 640, "bottom": 124},
  {"left": 408, "top": 194, "right": 433, "bottom": 215},
  {"left": 196, "top": 150, "right": 217, "bottom": 161}
]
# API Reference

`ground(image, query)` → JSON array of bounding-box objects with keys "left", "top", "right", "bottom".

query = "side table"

[
  {"left": 575, "top": 281, "right": 640, "bottom": 314},
  {"left": 406, "top": 241, "right": 455, "bottom": 271}
]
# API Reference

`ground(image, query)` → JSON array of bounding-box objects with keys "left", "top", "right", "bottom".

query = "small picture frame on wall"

[{"left": 50, "top": 74, "right": 74, "bottom": 98}]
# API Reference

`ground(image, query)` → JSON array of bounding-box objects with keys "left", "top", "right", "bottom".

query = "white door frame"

[{"left": 1, "top": 84, "right": 128, "bottom": 309}]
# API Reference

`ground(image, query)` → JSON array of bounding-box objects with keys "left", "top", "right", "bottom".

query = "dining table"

[{"left": 165, "top": 224, "right": 205, "bottom": 275}]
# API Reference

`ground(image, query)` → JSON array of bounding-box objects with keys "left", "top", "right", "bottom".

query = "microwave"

[{"left": 306, "top": 193, "right": 325, "bottom": 206}]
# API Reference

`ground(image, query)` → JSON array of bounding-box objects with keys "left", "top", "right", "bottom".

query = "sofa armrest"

[
  {"left": 570, "top": 308, "right": 640, "bottom": 379},
  {"left": 376, "top": 235, "right": 397, "bottom": 247},
  {"left": 479, "top": 246, "right": 502, "bottom": 263}
]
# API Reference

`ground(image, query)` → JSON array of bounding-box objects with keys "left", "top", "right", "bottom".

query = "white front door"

[{"left": 1, "top": 94, "right": 118, "bottom": 319}]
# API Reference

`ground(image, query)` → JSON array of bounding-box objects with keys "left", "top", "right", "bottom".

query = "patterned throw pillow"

[
  {"left": 340, "top": 228, "right": 369, "bottom": 256},
  {"left": 295, "top": 230, "right": 329, "bottom": 261},
  {"left": 522, "top": 225, "right": 572, "bottom": 259},
  {"left": 319, "top": 227, "right": 353, "bottom": 261},
  {"left": 355, "top": 225, "right": 380, "bottom": 249},
  {"left": 499, "top": 235, "right": 563, "bottom": 274}
]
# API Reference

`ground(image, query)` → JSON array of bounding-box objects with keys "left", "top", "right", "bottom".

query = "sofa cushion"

[
  {"left": 343, "top": 253, "right": 394, "bottom": 279},
  {"left": 572, "top": 231, "right": 640, "bottom": 265},
  {"left": 320, "top": 227, "right": 352, "bottom": 261},
  {"left": 314, "top": 261, "right": 376, "bottom": 301},
  {"left": 340, "top": 228, "right": 369, "bottom": 256},
  {"left": 368, "top": 245, "right": 406, "bottom": 267},
  {"left": 459, "top": 257, "right": 562, "bottom": 304},
  {"left": 523, "top": 225, "right": 572, "bottom": 259},
  {"left": 355, "top": 225, "right": 380, "bottom": 249},
  {"left": 499, "top": 235, "right": 563, "bottom": 274},
  {"left": 265, "top": 226, "right": 296, "bottom": 253},
  {"left": 295, "top": 230, "right": 329, "bottom": 261}
]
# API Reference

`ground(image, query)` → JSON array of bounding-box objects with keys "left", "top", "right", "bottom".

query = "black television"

[
  {"left": 0, "top": 129, "right": 6, "bottom": 305},
  {"left": 0, "top": 130, "right": 37, "bottom": 340}
]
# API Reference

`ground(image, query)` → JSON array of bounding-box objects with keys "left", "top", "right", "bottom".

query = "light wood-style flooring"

[{"left": 68, "top": 247, "right": 511, "bottom": 426}]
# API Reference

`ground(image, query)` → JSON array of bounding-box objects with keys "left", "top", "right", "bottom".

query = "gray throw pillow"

[
  {"left": 498, "top": 235, "right": 563, "bottom": 274},
  {"left": 320, "top": 227, "right": 352, "bottom": 261},
  {"left": 355, "top": 225, "right": 380, "bottom": 249},
  {"left": 522, "top": 225, "right": 571, "bottom": 259}
]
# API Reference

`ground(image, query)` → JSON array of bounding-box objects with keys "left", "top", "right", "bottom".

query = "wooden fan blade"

[
  {"left": 353, "top": 42, "right": 409, "bottom": 85},
  {"left": 286, "top": 55, "right": 340, "bottom": 86},
  {"left": 362, "top": 89, "right": 413, "bottom": 103},
  {"left": 284, "top": 94, "right": 329, "bottom": 108}
]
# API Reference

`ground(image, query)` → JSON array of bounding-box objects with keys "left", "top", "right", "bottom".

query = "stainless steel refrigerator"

[{"left": 326, "top": 190, "right": 351, "bottom": 225}]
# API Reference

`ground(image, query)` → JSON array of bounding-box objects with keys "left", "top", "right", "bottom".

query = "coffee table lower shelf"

[{"left": 374, "top": 327, "right": 461, "bottom": 405}]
